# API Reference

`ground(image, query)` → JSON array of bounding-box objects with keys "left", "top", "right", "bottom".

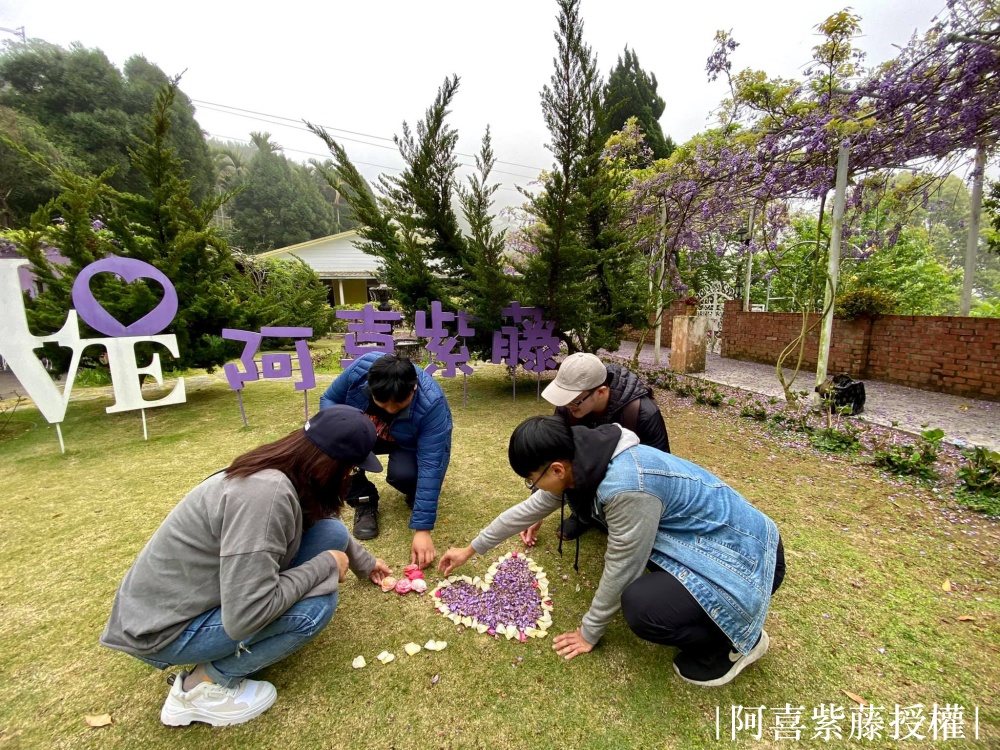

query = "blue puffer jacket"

[{"left": 319, "top": 353, "right": 452, "bottom": 530}]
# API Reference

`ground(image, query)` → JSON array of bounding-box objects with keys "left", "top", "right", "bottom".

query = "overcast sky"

[{"left": 2, "top": 0, "right": 950, "bottom": 211}]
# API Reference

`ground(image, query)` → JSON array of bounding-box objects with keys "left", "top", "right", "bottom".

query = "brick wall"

[
  {"left": 621, "top": 300, "right": 692, "bottom": 345},
  {"left": 720, "top": 299, "right": 1000, "bottom": 401}
]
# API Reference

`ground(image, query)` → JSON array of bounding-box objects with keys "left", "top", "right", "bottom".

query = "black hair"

[
  {"left": 368, "top": 354, "right": 418, "bottom": 402},
  {"left": 508, "top": 416, "right": 575, "bottom": 478}
]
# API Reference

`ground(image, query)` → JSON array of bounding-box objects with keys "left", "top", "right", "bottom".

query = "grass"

[{"left": 0, "top": 365, "right": 997, "bottom": 749}]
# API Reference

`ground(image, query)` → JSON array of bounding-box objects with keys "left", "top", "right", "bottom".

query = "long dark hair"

[{"left": 225, "top": 429, "right": 352, "bottom": 526}]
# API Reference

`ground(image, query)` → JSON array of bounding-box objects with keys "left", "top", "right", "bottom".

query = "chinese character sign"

[
  {"left": 222, "top": 327, "right": 316, "bottom": 392},
  {"left": 414, "top": 301, "right": 475, "bottom": 377},
  {"left": 336, "top": 304, "right": 402, "bottom": 367},
  {"left": 0, "top": 256, "right": 186, "bottom": 429},
  {"left": 718, "top": 702, "right": 979, "bottom": 742},
  {"left": 491, "top": 302, "right": 559, "bottom": 373}
]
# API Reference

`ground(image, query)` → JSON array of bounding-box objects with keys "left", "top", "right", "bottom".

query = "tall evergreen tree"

[
  {"left": 458, "top": 128, "right": 515, "bottom": 342},
  {"left": 0, "top": 41, "right": 215, "bottom": 207},
  {"left": 0, "top": 105, "right": 78, "bottom": 227},
  {"left": 113, "top": 83, "right": 241, "bottom": 370},
  {"left": 381, "top": 75, "right": 469, "bottom": 297},
  {"left": 309, "top": 75, "right": 511, "bottom": 347},
  {"left": 229, "top": 132, "right": 336, "bottom": 252},
  {"left": 600, "top": 48, "right": 674, "bottom": 160},
  {"left": 13, "top": 83, "right": 243, "bottom": 373},
  {"left": 517, "top": 0, "right": 614, "bottom": 351},
  {"left": 310, "top": 125, "right": 445, "bottom": 316}
]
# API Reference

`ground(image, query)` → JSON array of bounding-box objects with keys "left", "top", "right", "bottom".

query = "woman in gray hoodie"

[{"left": 101, "top": 405, "right": 392, "bottom": 726}]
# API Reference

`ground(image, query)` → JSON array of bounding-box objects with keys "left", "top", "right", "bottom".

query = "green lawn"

[{"left": 0, "top": 365, "right": 996, "bottom": 749}]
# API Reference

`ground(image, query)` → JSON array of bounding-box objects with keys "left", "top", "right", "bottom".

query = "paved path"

[{"left": 607, "top": 341, "right": 1000, "bottom": 451}]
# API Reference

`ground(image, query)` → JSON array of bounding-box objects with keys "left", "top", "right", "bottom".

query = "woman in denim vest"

[{"left": 440, "top": 415, "right": 785, "bottom": 686}]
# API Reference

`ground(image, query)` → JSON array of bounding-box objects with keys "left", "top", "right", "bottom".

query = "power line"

[
  {"left": 192, "top": 98, "right": 546, "bottom": 174},
  {"left": 206, "top": 133, "right": 526, "bottom": 194},
  {"left": 199, "top": 105, "right": 536, "bottom": 179}
]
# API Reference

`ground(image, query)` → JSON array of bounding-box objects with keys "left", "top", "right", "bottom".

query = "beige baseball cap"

[{"left": 542, "top": 353, "right": 608, "bottom": 406}]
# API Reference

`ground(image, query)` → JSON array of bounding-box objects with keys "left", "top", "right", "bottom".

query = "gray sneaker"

[{"left": 160, "top": 670, "right": 277, "bottom": 727}]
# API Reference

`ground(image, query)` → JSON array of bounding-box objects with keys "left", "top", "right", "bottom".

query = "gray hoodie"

[
  {"left": 101, "top": 469, "right": 375, "bottom": 656},
  {"left": 471, "top": 426, "right": 663, "bottom": 645}
]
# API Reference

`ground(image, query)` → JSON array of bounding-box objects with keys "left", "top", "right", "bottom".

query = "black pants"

[
  {"left": 346, "top": 444, "right": 417, "bottom": 507},
  {"left": 621, "top": 538, "right": 785, "bottom": 654}
]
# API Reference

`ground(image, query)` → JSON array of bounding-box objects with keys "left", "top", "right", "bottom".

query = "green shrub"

[
  {"left": 835, "top": 287, "right": 898, "bottom": 320},
  {"left": 871, "top": 428, "right": 943, "bottom": 480},
  {"left": 651, "top": 370, "right": 677, "bottom": 391},
  {"left": 331, "top": 303, "right": 370, "bottom": 334},
  {"left": 73, "top": 367, "right": 113, "bottom": 387},
  {"left": 310, "top": 346, "right": 342, "bottom": 375},
  {"left": 673, "top": 379, "right": 695, "bottom": 398},
  {"left": 739, "top": 400, "right": 768, "bottom": 421},
  {"left": 809, "top": 423, "right": 861, "bottom": 453},
  {"left": 956, "top": 446, "right": 1000, "bottom": 516},
  {"left": 695, "top": 387, "right": 723, "bottom": 407}
]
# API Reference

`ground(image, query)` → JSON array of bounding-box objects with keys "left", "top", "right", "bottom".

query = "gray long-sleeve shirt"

[
  {"left": 101, "top": 469, "right": 375, "bottom": 656},
  {"left": 471, "top": 430, "right": 662, "bottom": 645}
]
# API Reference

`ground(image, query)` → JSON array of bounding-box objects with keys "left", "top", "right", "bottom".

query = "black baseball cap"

[{"left": 304, "top": 405, "right": 383, "bottom": 472}]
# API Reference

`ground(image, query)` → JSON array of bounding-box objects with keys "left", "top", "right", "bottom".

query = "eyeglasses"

[
  {"left": 568, "top": 389, "right": 596, "bottom": 408},
  {"left": 524, "top": 462, "right": 553, "bottom": 492}
]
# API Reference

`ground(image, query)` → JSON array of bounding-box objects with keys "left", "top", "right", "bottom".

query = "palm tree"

[{"left": 308, "top": 158, "right": 344, "bottom": 231}]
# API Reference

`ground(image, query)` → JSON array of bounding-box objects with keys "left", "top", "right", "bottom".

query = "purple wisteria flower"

[{"left": 433, "top": 554, "right": 553, "bottom": 641}]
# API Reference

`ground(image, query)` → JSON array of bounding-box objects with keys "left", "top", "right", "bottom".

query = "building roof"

[{"left": 259, "top": 230, "right": 382, "bottom": 277}]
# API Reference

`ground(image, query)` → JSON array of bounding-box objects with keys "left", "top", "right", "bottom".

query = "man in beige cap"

[{"left": 522, "top": 352, "right": 670, "bottom": 544}]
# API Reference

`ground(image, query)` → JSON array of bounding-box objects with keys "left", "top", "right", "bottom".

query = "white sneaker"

[{"left": 160, "top": 671, "right": 277, "bottom": 727}]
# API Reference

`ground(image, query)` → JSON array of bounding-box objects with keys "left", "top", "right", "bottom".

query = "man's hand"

[
  {"left": 368, "top": 559, "right": 392, "bottom": 585},
  {"left": 520, "top": 521, "right": 543, "bottom": 547},
  {"left": 437, "top": 545, "right": 475, "bottom": 576},
  {"left": 553, "top": 628, "right": 595, "bottom": 660},
  {"left": 328, "top": 550, "right": 350, "bottom": 583},
  {"left": 411, "top": 530, "right": 437, "bottom": 569}
]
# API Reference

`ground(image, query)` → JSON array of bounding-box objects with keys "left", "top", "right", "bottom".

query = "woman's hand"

[
  {"left": 553, "top": 628, "right": 595, "bottom": 660},
  {"left": 437, "top": 545, "right": 475, "bottom": 576},
  {"left": 368, "top": 559, "right": 392, "bottom": 585},
  {"left": 520, "top": 521, "right": 543, "bottom": 547},
  {"left": 328, "top": 550, "right": 350, "bottom": 583}
]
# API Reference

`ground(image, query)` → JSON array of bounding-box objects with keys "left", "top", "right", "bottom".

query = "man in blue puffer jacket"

[{"left": 320, "top": 352, "right": 452, "bottom": 568}]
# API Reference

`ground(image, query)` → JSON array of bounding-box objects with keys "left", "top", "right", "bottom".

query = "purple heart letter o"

[{"left": 71, "top": 257, "right": 178, "bottom": 337}]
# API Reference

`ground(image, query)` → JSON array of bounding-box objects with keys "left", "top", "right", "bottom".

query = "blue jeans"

[{"left": 134, "top": 518, "right": 350, "bottom": 687}]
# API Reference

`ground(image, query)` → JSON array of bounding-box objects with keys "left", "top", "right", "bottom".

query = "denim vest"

[{"left": 594, "top": 445, "right": 779, "bottom": 654}]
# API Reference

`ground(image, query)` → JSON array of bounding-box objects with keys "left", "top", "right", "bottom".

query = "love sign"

[
  {"left": 71, "top": 256, "right": 178, "bottom": 337},
  {"left": 0, "top": 257, "right": 186, "bottom": 448}
]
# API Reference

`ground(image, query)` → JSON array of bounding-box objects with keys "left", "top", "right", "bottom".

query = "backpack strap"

[{"left": 621, "top": 398, "right": 641, "bottom": 433}]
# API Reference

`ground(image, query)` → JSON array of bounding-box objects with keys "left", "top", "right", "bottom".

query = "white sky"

[{"left": 2, "top": 0, "right": 951, "bottom": 211}]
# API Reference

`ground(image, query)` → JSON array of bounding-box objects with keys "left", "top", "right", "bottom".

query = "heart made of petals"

[{"left": 431, "top": 552, "right": 554, "bottom": 640}]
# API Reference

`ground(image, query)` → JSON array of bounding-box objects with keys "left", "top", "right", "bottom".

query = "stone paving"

[{"left": 606, "top": 341, "right": 1000, "bottom": 451}]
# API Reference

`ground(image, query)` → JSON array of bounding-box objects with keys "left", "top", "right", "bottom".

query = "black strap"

[
  {"left": 558, "top": 493, "right": 565, "bottom": 559},
  {"left": 621, "top": 398, "right": 641, "bottom": 432}
]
